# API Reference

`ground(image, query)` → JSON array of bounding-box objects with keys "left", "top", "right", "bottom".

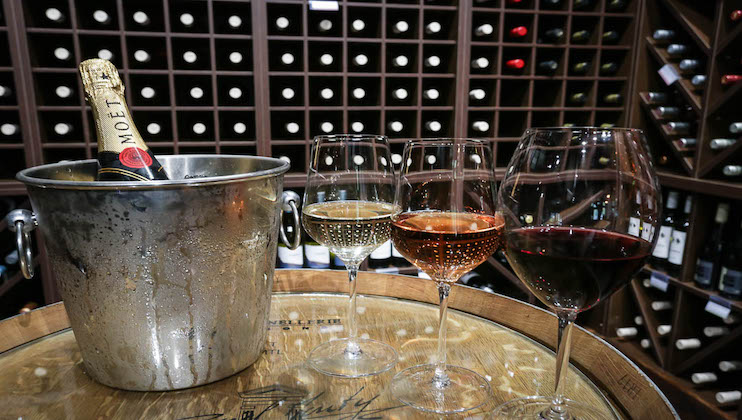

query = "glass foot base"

[
  {"left": 307, "top": 338, "right": 398, "bottom": 378},
  {"left": 492, "top": 396, "right": 615, "bottom": 420},
  {"left": 391, "top": 364, "right": 491, "bottom": 414}
]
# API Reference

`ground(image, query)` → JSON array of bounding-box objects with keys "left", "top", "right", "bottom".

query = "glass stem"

[
  {"left": 433, "top": 281, "right": 451, "bottom": 388},
  {"left": 345, "top": 264, "right": 361, "bottom": 358},
  {"left": 545, "top": 311, "right": 577, "bottom": 420}
]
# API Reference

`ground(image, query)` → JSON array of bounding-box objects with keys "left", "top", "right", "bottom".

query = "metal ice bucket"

[{"left": 5, "top": 155, "right": 301, "bottom": 391}]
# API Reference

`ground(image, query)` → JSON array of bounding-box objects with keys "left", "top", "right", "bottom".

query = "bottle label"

[
  {"left": 641, "top": 222, "right": 653, "bottom": 241},
  {"left": 370, "top": 240, "right": 392, "bottom": 260},
  {"left": 668, "top": 230, "right": 686, "bottom": 265},
  {"left": 695, "top": 259, "right": 714, "bottom": 286},
  {"left": 278, "top": 246, "right": 304, "bottom": 268},
  {"left": 305, "top": 244, "right": 330, "bottom": 267},
  {"left": 720, "top": 267, "right": 742, "bottom": 297},
  {"left": 628, "top": 217, "right": 640, "bottom": 237},
  {"left": 652, "top": 226, "right": 673, "bottom": 259}
]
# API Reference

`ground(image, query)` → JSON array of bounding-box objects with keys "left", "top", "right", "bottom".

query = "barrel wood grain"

[{"left": 0, "top": 270, "right": 677, "bottom": 419}]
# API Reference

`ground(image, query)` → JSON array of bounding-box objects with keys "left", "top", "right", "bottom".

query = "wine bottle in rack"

[
  {"left": 568, "top": 92, "right": 588, "bottom": 105},
  {"left": 350, "top": 121, "right": 364, "bottom": 133},
  {"left": 281, "top": 87, "right": 296, "bottom": 101},
  {"left": 606, "top": 0, "right": 626, "bottom": 11},
  {"left": 650, "top": 300, "right": 673, "bottom": 311},
  {"left": 318, "top": 19, "right": 333, "bottom": 33},
  {"left": 182, "top": 50, "right": 199, "bottom": 65},
  {"left": 678, "top": 59, "right": 700, "bottom": 73},
  {"left": 640, "top": 339, "right": 651, "bottom": 349},
  {"left": 0, "top": 123, "right": 18, "bottom": 137},
  {"left": 133, "top": 49, "right": 151, "bottom": 64},
  {"left": 731, "top": 10, "right": 742, "bottom": 22},
  {"left": 133, "top": 11, "right": 150, "bottom": 26},
  {"left": 730, "top": 122, "right": 742, "bottom": 133},
  {"left": 711, "top": 138, "right": 736, "bottom": 149},
  {"left": 652, "top": 29, "right": 675, "bottom": 41},
  {"left": 45, "top": 7, "right": 65, "bottom": 23},
  {"left": 425, "top": 21, "right": 442, "bottom": 35},
  {"left": 695, "top": 203, "right": 729, "bottom": 289},
  {"left": 573, "top": 0, "right": 593, "bottom": 9},
  {"left": 656, "top": 106, "right": 680, "bottom": 118},
  {"left": 719, "top": 361, "right": 742, "bottom": 372},
  {"left": 277, "top": 226, "right": 304, "bottom": 268},
  {"left": 469, "top": 88, "right": 486, "bottom": 101},
  {"left": 571, "top": 61, "right": 591, "bottom": 74},
  {"left": 678, "top": 138, "right": 696, "bottom": 148},
  {"left": 424, "top": 121, "right": 442, "bottom": 133},
  {"left": 54, "top": 123, "right": 73, "bottom": 136},
  {"left": 93, "top": 9, "right": 112, "bottom": 25},
  {"left": 634, "top": 316, "right": 644, "bottom": 326},
  {"left": 544, "top": 28, "right": 565, "bottom": 42},
  {"left": 228, "top": 87, "right": 243, "bottom": 100},
  {"left": 146, "top": 122, "right": 162, "bottom": 135},
  {"left": 351, "top": 19, "right": 365, "bottom": 33},
  {"left": 285, "top": 122, "right": 301, "bottom": 135},
  {"left": 719, "top": 219, "right": 742, "bottom": 299},
  {"left": 602, "top": 30, "right": 620, "bottom": 43},
  {"left": 657, "top": 324, "right": 672, "bottom": 335},
  {"left": 424, "top": 55, "right": 441, "bottom": 68},
  {"left": 388, "top": 120, "right": 404, "bottom": 133},
  {"left": 475, "top": 23, "right": 494, "bottom": 37},
  {"left": 392, "top": 20, "right": 410, "bottom": 34},
  {"left": 54, "top": 47, "right": 72, "bottom": 62},
  {"left": 616, "top": 327, "right": 638, "bottom": 338},
  {"left": 703, "top": 326, "right": 730, "bottom": 337},
  {"left": 189, "top": 86, "right": 205, "bottom": 101},
  {"left": 351, "top": 87, "right": 366, "bottom": 100},
  {"left": 227, "top": 15, "right": 243, "bottom": 29},
  {"left": 691, "top": 372, "right": 719, "bottom": 384},
  {"left": 691, "top": 75, "right": 706, "bottom": 89},
  {"left": 280, "top": 52, "right": 295, "bottom": 66},
  {"left": 542, "top": 0, "right": 562, "bottom": 8},
  {"left": 56, "top": 85, "right": 73, "bottom": 99},
  {"left": 191, "top": 122, "right": 207, "bottom": 136},
  {"left": 716, "top": 391, "right": 741, "bottom": 405},
  {"left": 505, "top": 59, "right": 525, "bottom": 70},
  {"left": 666, "top": 121, "right": 691, "bottom": 135},
  {"left": 275, "top": 16, "right": 290, "bottom": 31},
  {"left": 319, "top": 53, "right": 334, "bottom": 67},
  {"left": 509, "top": 26, "right": 528, "bottom": 38},
  {"left": 472, "top": 57, "right": 490, "bottom": 69},
  {"left": 646, "top": 91, "right": 668, "bottom": 104},
  {"left": 723, "top": 165, "right": 742, "bottom": 176},
  {"left": 471, "top": 121, "right": 490, "bottom": 133},
  {"left": 651, "top": 190, "right": 679, "bottom": 270},
  {"left": 571, "top": 30, "right": 591, "bottom": 43},
  {"left": 392, "top": 88, "right": 409, "bottom": 101},
  {"left": 320, "top": 121, "right": 334, "bottom": 134},
  {"left": 667, "top": 195, "right": 691, "bottom": 276},
  {"left": 603, "top": 93, "right": 623, "bottom": 104},
  {"left": 666, "top": 44, "right": 687, "bottom": 56},
  {"left": 600, "top": 62, "right": 618, "bottom": 75},
  {"left": 392, "top": 55, "right": 409, "bottom": 68},
  {"left": 320, "top": 87, "right": 334, "bottom": 100},
  {"left": 423, "top": 88, "right": 440, "bottom": 100},
  {"left": 232, "top": 122, "right": 248, "bottom": 135},
  {"left": 538, "top": 60, "right": 559, "bottom": 73},
  {"left": 369, "top": 241, "right": 392, "bottom": 269},
  {"left": 179, "top": 12, "right": 195, "bottom": 28}
]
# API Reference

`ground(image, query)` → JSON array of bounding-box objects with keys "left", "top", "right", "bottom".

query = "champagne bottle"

[{"left": 79, "top": 59, "right": 168, "bottom": 181}]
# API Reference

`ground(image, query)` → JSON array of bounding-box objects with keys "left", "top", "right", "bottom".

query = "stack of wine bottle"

[{"left": 651, "top": 29, "right": 707, "bottom": 92}]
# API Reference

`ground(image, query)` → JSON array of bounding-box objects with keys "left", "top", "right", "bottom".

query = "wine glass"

[
  {"left": 495, "top": 127, "right": 660, "bottom": 419},
  {"left": 302, "top": 134, "right": 398, "bottom": 378},
  {"left": 390, "top": 139, "right": 504, "bottom": 414}
]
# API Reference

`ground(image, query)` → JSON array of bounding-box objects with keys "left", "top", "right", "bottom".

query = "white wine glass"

[{"left": 301, "top": 134, "right": 398, "bottom": 377}]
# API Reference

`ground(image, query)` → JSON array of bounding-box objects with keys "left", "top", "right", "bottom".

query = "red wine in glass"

[{"left": 506, "top": 227, "right": 652, "bottom": 312}]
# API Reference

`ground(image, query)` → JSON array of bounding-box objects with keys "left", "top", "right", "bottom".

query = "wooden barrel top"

[{"left": 0, "top": 269, "right": 677, "bottom": 419}]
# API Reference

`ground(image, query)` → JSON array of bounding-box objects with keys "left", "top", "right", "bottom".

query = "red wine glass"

[
  {"left": 495, "top": 127, "right": 661, "bottom": 419},
  {"left": 390, "top": 139, "right": 504, "bottom": 414}
]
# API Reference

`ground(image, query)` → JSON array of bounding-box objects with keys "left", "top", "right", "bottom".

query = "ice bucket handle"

[
  {"left": 5, "top": 209, "right": 37, "bottom": 279},
  {"left": 279, "top": 191, "right": 301, "bottom": 250}
]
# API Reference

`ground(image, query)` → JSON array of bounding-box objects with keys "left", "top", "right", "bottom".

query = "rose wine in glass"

[
  {"left": 390, "top": 139, "right": 504, "bottom": 414},
  {"left": 496, "top": 127, "right": 660, "bottom": 419},
  {"left": 302, "top": 135, "right": 398, "bottom": 378}
]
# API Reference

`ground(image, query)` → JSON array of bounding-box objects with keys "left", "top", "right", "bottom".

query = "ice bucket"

[{"left": 5, "top": 155, "right": 300, "bottom": 391}]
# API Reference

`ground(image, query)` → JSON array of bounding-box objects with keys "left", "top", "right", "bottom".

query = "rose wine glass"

[
  {"left": 302, "top": 134, "right": 398, "bottom": 378},
  {"left": 495, "top": 127, "right": 661, "bottom": 419},
  {"left": 390, "top": 139, "right": 504, "bottom": 413}
]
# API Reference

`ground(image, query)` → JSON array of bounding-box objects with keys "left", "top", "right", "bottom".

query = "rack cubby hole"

[
  {"left": 470, "top": 45, "right": 499, "bottom": 75},
  {"left": 213, "top": 1, "right": 252, "bottom": 34},
  {"left": 308, "top": 9, "right": 343, "bottom": 38},
  {"left": 219, "top": 111, "right": 256, "bottom": 141},
  {"left": 500, "top": 79, "right": 530, "bottom": 107},
  {"left": 595, "top": 111, "right": 624, "bottom": 127},
  {"left": 348, "top": 42, "right": 381, "bottom": 73},
  {"left": 171, "top": 38, "right": 211, "bottom": 70},
  {"left": 272, "top": 144, "right": 306, "bottom": 173},
  {"left": 423, "top": 10, "right": 457, "bottom": 41},
  {"left": 122, "top": 0, "right": 166, "bottom": 32},
  {"left": 269, "top": 41, "right": 304, "bottom": 72},
  {"left": 75, "top": 0, "right": 118, "bottom": 30},
  {"left": 535, "top": 48, "right": 566, "bottom": 76},
  {"left": 79, "top": 35, "right": 123, "bottom": 68},
  {"left": 270, "top": 111, "right": 306, "bottom": 140},
  {"left": 126, "top": 37, "right": 168, "bottom": 70},
  {"left": 386, "top": 9, "right": 419, "bottom": 40},
  {"left": 503, "top": 13, "right": 535, "bottom": 44},
  {"left": 384, "top": 110, "right": 416, "bottom": 139},
  {"left": 0, "top": 150, "right": 24, "bottom": 179},
  {"left": 422, "top": 77, "right": 455, "bottom": 106},
  {"left": 309, "top": 111, "right": 343, "bottom": 138},
  {"left": 217, "top": 76, "right": 255, "bottom": 107},
  {"left": 568, "top": 49, "right": 597, "bottom": 76},
  {"left": 423, "top": 44, "right": 456, "bottom": 74},
  {"left": 386, "top": 77, "right": 418, "bottom": 106},
  {"left": 348, "top": 110, "right": 381, "bottom": 134},
  {"left": 469, "top": 79, "right": 497, "bottom": 107},
  {"left": 565, "top": 80, "right": 595, "bottom": 107},
  {"left": 177, "top": 111, "right": 214, "bottom": 142},
  {"left": 497, "top": 111, "right": 527, "bottom": 137},
  {"left": 531, "top": 111, "right": 560, "bottom": 128},
  {"left": 28, "top": 34, "right": 76, "bottom": 68},
  {"left": 533, "top": 80, "right": 563, "bottom": 107},
  {"left": 597, "top": 81, "right": 625, "bottom": 107},
  {"left": 168, "top": 1, "right": 209, "bottom": 33},
  {"left": 348, "top": 77, "right": 381, "bottom": 106},
  {"left": 132, "top": 110, "right": 172, "bottom": 142},
  {"left": 215, "top": 39, "right": 253, "bottom": 71},
  {"left": 570, "top": 16, "right": 600, "bottom": 45},
  {"left": 38, "top": 110, "right": 82, "bottom": 143},
  {"left": 602, "top": 17, "right": 634, "bottom": 47},
  {"left": 501, "top": 46, "right": 531, "bottom": 75},
  {"left": 24, "top": 0, "right": 71, "bottom": 29},
  {"left": 347, "top": 7, "right": 382, "bottom": 39},
  {"left": 496, "top": 141, "right": 518, "bottom": 166},
  {"left": 598, "top": 49, "right": 629, "bottom": 77},
  {"left": 386, "top": 43, "right": 419, "bottom": 74},
  {"left": 129, "top": 74, "right": 171, "bottom": 107},
  {"left": 308, "top": 77, "right": 343, "bottom": 106},
  {"left": 0, "top": 72, "right": 16, "bottom": 106},
  {"left": 467, "top": 111, "right": 495, "bottom": 137},
  {"left": 472, "top": 12, "right": 499, "bottom": 43},
  {"left": 34, "top": 73, "right": 79, "bottom": 106},
  {"left": 267, "top": 4, "right": 303, "bottom": 37},
  {"left": 421, "top": 110, "right": 454, "bottom": 137},
  {"left": 563, "top": 110, "right": 592, "bottom": 127},
  {"left": 174, "top": 75, "right": 213, "bottom": 106},
  {"left": 269, "top": 76, "right": 304, "bottom": 107},
  {"left": 536, "top": 15, "right": 567, "bottom": 45},
  {"left": 308, "top": 42, "right": 343, "bottom": 72}
]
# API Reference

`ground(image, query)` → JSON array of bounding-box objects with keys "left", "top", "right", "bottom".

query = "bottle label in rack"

[
  {"left": 720, "top": 267, "right": 742, "bottom": 296},
  {"left": 309, "top": 0, "right": 339, "bottom": 11},
  {"left": 658, "top": 64, "right": 680, "bottom": 86},
  {"left": 652, "top": 226, "right": 673, "bottom": 259},
  {"left": 650, "top": 272, "right": 669, "bottom": 292},
  {"left": 668, "top": 230, "right": 687, "bottom": 265},
  {"left": 628, "top": 217, "right": 641, "bottom": 237},
  {"left": 695, "top": 259, "right": 714, "bottom": 286},
  {"left": 305, "top": 244, "right": 330, "bottom": 267},
  {"left": 370, "top": 241, "right": 392, "bottom": 260},
  {"left": 704, "top": 296, "right": 732, "bottom": 320},
  {"left": 641, "top": 222, "right": 654, "bottom": 241},
  {"left": 278, "top": 246, "right": 304, "bottom": 268}
]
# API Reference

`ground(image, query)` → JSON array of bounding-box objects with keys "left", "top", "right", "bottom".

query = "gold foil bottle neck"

[{"left": 79, "top": 58, "right": 124, "bottom": 98}]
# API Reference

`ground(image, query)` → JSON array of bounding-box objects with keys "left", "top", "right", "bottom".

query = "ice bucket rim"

[{"left": 16, "top": 154, "right": 290, "bottom": 190}]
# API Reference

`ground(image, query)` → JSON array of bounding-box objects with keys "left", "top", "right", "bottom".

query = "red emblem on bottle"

[{"left": 119, "top": 147, "right": 153, "bottom": 169}]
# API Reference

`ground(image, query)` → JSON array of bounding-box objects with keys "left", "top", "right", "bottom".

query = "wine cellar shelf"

[{"left": 0, "top": 0, "right": 741, "bottom": 419}]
